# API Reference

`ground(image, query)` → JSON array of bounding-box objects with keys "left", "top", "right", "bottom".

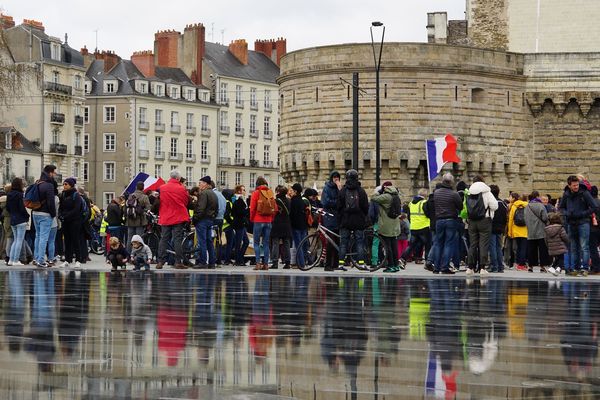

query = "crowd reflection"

[{"left": 0, "top": 271, "right": 600, "bottom": 399}]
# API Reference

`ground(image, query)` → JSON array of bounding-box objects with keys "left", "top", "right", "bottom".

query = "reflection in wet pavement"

[{"left": 0, "top": 271, "right": 599, "bottom": 399}]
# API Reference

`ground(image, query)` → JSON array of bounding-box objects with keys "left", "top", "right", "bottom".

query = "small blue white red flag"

[
  {"left": 123, "top": 172, "right": 165, "bottom": 195},
  {"left": 426, "top": 134, "right": 461, "bottom": 181}
]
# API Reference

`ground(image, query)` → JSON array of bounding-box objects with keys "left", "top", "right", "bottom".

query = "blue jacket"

[
  {"left": 559, "top": 184, "right": 598, "bottom": 226},
  {"left": 6, "top": 190, "right": 29, "bottom": 226},
  {"left": 321, "top": 180, "right": 339, "bottom": 229},
  {"left": 35, "top": 171, "right": 57, "bottom": 217},
  {"left": 213, "top": 189, "right": 227, "bottom": 220}
]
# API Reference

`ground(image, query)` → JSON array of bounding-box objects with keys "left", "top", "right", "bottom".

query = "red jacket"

[
  {"left": 158, "top": 178, "right": 190, "bottom": 226},
  {"left": 249, "top": 185, "right": 278, "bottom": 223}
]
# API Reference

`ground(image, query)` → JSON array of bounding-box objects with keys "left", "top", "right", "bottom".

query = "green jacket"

[{"left": 371, "top": 186, "right": 401, "bottom": 237}]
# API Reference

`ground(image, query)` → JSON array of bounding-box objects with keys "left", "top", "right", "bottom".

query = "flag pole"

[{"left": 425, "top": 139, "right": 434, "bottom": 193}]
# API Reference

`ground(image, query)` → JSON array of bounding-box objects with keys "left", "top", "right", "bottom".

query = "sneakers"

[
  {"left": 398, "top": 258, "right": 407, "bottom": 269},
  {"left": 74, "top": 262, "right": 81, "bottom": 269},
  {"left": 156, "top": 263, "right": 164, "bottom": 270},
  {"left": 383, "top": 266, "right": 400, "bottom": 273},
  {"left": 567, "top": 271, "right": 578, "bottom": 277},
  {"left": 58, "top": 261, "right": 69, "bottom": 268},
  {"left": 546, "top": 266, "right": 559, "bottom": 276},
  {"left": 579, "top": 270, "right": 589, "bottom": 277},
  {"left": 516, "top": 264, "right": 528, "bottom": 271},
  {"left": 466, "top": 268, "right": 474, "bottom": 275},
  {"left": 424, "top": 261, "right": 434, "bottom": 272},
  {"left": 441, "top": 269, "right": 456, "bottom": 275},
  {"left": 480, "top": 269, "right": 489, "bottom": 275}
]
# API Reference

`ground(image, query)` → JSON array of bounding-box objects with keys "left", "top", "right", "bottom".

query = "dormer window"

[
  {"left": 170, "top": 86, "right": 179, "bottom": 99},
  {"left": 50, "top": 43, "right": 61, "bottom": 61},
  {"left": 5, "top": 130, "right": 12, "bottom": 150},
  {"left": 138, "top": 82, "right": 147, "bottom": 94},
  {"left": 84, "top": 81, "right": 91, "bottom": 94},
  {"left": 153, "top": 83, "right": 164, "bottom": 97},
  {"left": 104, "top": 81, "right": 116, "bottom": 93},
  {"left": 74, "top": 75, "right": 81, "bottom": 90},
  {"left": 185, "top": 88, "right": 195, "bottom": 101},
  {"left": 199, "top": 91, "right": 208, "bottom": 102}
]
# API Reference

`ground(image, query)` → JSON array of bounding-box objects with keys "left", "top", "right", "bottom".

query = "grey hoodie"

[{"left": 130, "top": 235, "right": 153, "bottom": 260}]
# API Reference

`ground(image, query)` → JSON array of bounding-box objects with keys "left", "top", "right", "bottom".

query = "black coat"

[
  {"left": 59, "top": 189, "right": 83, "bottom": 223},
  {"left": 35, "top": 171, "right": 58, "bottom": 217},
  {"left": 271, "top": 195, "right": 292, "bottom": 238},
  {"left": 559, "top": 185, "right": 598, "bottom": 226},
  {"left": 106, "top": 201, "right": 123, "bottom": 226},
  {"left": 231, "top": 196, "right": 248, "bottom": 229},
  {"left": 290, "top": 195, "right": 308, "bottom": 231},
  {"left": 6, "top": 190, "right": 29, "bottom": 226},
  {"left": 336, "top": 179, "right": 369, "bottom": 231}
]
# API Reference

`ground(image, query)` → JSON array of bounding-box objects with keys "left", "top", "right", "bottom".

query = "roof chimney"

[
  {"left": 254, "top": 38, "right": 286, "bottom": 66},
  {"left": 228, "top": 39, "right": 248, "bottom": 65},
  {"left": 0, "top": 14, "right": 15, "bottom": 29},
  {"left": 22, "top": 18, "right": 44, "bottom": 31},
  {"left": 95, "top": 50, "right": 121, "bottom": 73},
  {"left": 183, "top": 23, "right": 205, "bottom": 85},
  {"left": 154, "top": 29, "right": 181, "bottom": 68},
  {"left": 131, "top": 50, "right": 155, "bottom": 77}
]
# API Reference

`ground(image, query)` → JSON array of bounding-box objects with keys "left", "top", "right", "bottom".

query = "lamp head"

[{"left": 371, "top": 21, "right": 383, "bottom": 27}]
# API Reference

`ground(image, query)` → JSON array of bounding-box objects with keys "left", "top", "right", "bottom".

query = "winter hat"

[
  {"left": 291, "top": 183, "right": 303, "bottom": 194},
  {"left": 304, "top": 188, "right": 317, "bottom": 197},
  {"left": 382, "top": 181, "right": 392, "bottom": 187},
  {"left": 131, "top": 234, "right": 145, "bottom": 244},
  {"left": 345, "top": 169, "right": 358, "bottom": 180},
  {"left": 63, "top": 177, "right": 76, "bottom": 187},
  {"left": 200, "top": 176, "right": 212, "bottom": 185},
  {"left": 456, "top": 181, "right": 467, "bottom": 191},
  {"left": 330, "top": 170, "right": 341, "bottom": 181}
]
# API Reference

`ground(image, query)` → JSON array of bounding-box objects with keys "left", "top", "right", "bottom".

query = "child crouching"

[
  {"left": 107, "top": 237, "right": 129, "bottom": 271},
  {"left": 130, "top": 235, "right": 152, "bottom": 271}
]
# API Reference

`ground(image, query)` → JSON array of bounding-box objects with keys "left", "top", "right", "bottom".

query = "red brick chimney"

[
  {"left": 254, "top": 38, "right": 286, "bottom": 66},
  {"left": 154, "top": 29, "right": 181, "bottom": 68},
  {"left": 95, "top": 50, "right": 121, "bottom": 73},
  {"left": 22, "top": 18, "right": 44, "bottom": 31},
  {"left": 131, "top": 50, "right": 155, "bottom": 77},
  {"left": 184, "top": 23, "right": 205, "bottom": 85},
  {"left": 80, "top": 46, "right": 88, "bottom": 56},
  {"left": 0, "top": 14, "right": 15, "bottom": 29},
  {"left": 228, "top": 39, "right": 248, "bottom": 65}
]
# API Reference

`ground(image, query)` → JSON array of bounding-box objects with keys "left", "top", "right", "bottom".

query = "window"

[
  {"left": 250, "top": 87, "right": 257, "bottom": 108},
  {"left": 155, "top": 164, "right": 162, "bottom": 177},
  {"left": 471, "top": 88, "right": 485, "bottom": 104},
  {"left": 186, "top": 113, "right": 193, "bottom": 129},
  {"left": 201, "top": 167, "right": 208, "bottom": 177},
  {"left": 219, "top": 82, "right": 228, "bottom": 104},
  {"left": 250, "top": 114, "right": 257, "bottom": 134},
  {"left": 186, "top": 89, "right": 195, "bottom": 101},
  {"left": 52, "top": 129, "right": 59, "bottom": 144},
  {"left": 139, "top": 82, "right": 147, "bottom": 93},
  {"left": 104, "top": 106, "right": 116, "bottom": 123},
  {"left": 24, "top": 159, "right": 31, "bottom": 179},
  {"left": 103, "top": 162, "right": 115, "bottom": 181},
  {"left": 236, "top": 85, "right": 243, "bottom": 105},
  {"left": 139, "top": 135, "right": 147, "bottom": 150},
  {"left": 186, "top": 167, "right": 193, "bottom": 184},
  {"left": 201, "top": 92, "right": 208, "bottom": 102},
  {"left": 84, "top": 81, "right": 91, "bottom": 94},
  {"left": 138, "top": 163, "right": 146, "bottom": 173},
  {"left": 201, "top": 141, "right": 208, "bottom": 159},
  {"left": 264, "top": 116, "right": 270, "bottom": 134},
  {"left": 50, "top": 43, "right": 60, "bottom": 61},
  {"left": 83, "top": 162, "right": 89, "bottom": 181},
  {"left": 104, "top": 133, "right": 116, "bottom": 152},
  {"left": 171, "top": 111, "right": 179, "bottom": 127},
  {"left": 72, "top": 161, "right": 80, "bottom": 178},
  {"left": 154, "top": 84, "right": 163, "bottom": 97},
  {"left": 155, "top": 109, "right": 163, "bottom": 124},
  {"left": 105, "top": 82, "right": 115, "bottom": 93},
  {"left": 74, "top": 75, "right": 82, "bottom": 90},
  {"left": 249, "top": 173, "right": 256, "bottom": 189},
  {"left": 75, "top": 131, "right": 81, "bottom": 147},
  {"left": 186, "top": 139, "right": 193, "bottom": 158},
  {"left": 83, "top": 106, "right": 89, "bottom": 124},
  {"left": 201, "top": 115, "right": 209, "bottom": 131},
  {"left": 220, "top": 171, "right": 228, "bottom": 187},
  {"left": 220, "top": 140, "right": 228, "bottom": 157},
  {"left": 4, "top": 130, "right": 11, "bottom": 149},
  {"left": 52, "top": 71, "right": 59, "bottom": 84},
  {"left": 139, "top": 107, "right": 147, "bottom": 123},
  {"left": 170, "top": 86, "right": 179, "bottom": 99},
  {"left": 103, "top": 192, "right": 115, "bottom": 209},
  {"left": 235, "top": 172, "right": 242, "bottom": 186},
  {"left": 235, "top": 142, "right": 242, "bottom": 160},
  {"left": 4, "top": 157, "right": 11, "bottom": 180},
  {"left": 52, "top": 101, "right": 60, "bottom": 113},
  {"left": 155, "top": 137, "right": 162, "bottom": 154},
  {"left": 264, "top": 89, "right": 271, "bottom": 109},
  {"left": 170, "top": 138, "right": 178, "bottom": 156},
  {"left": 250, "top": 144, "right": 256, "bottom": 160},
  {"left": 220, "top": 110, "right": 228, "bottom": 128},
  {"left": 235, "top": 113, "right": 242, "bottom": 132},
  {"left": 264, "top": 145, "right": 270, "bottom": 162},
  {"left": 84, "top": 134, "right": 89, "bottom": 153}
]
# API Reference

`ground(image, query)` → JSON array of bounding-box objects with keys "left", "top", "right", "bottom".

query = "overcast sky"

[{"left": 1, "top": 0, "right": 466, "bottom": 57}]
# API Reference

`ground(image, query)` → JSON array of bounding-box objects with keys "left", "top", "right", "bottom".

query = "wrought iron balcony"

[
  {"left": 200, "top": 155, "right": 211, "bottom": 164},
  {"left": 219, "top": 157, "right": 231, "bottom": 165},
  {"left": 249, "top": 130, "right": 259, "bottom": 138},
  {"left": 263, "top": 160, "right": 274, "bottom": 168},
  {"left": 170, "top": 124, "right": 181, "bottom": 134},
  {"left": 250, "top": 102, "right": 258, "bottom": 111},
  {"left": 234, "top": 158, "right": 245, "bottom": 166},
  {"left": 139, "top": 121, "right": 149, "bottom": 130},
  {"left": 236, "top": 100, "right": 244, "bottom": 109},
  {"left": 74, "top": 115, "right": 84, "bottom": 126},
  {"left": 249, "top": 159, "right": 259, "bottom": 168},
  {"left": 264, "top": 103, "right": 272, "bottom": 112},
  {"left": 74, "top": 145, "right": 83, "bottom": 156},
  {"left": 235, "top": 127, "right": 245, "bottom": 137},
  {"left": 155, "top": 123, "right": 165, "bottom": 132},
  {"left": 49, "top": 143, "right": 67, "bottom": 154},
  {"left": 219, "top": 126, "right": 230, "bottom": 135},
  {"left": 185, "top": 127, "right": 196, "bottom": 136},
  {"left": 185, "top": 154, "right": 196, "bottom": 162},
  {"left": 50, "top": 112, "right": 65, "bottom": 124},
  {"left": 201, "top": 128, "right": 211, "bottom": 137},
  {"left": 154, "top": 151, "right": 165, "bottom": 160},
  {"left": 169, "top": 153, "right": 183, "bottom": 161},
  {"left": 264, "top": 131, "right": 273, "bottom": 140},
  {"left": 44, "top": 81, "right": 72, "bottom": 95}
]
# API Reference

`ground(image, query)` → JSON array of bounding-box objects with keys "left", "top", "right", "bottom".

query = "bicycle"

[
  {"left": 143, "top": 211, "right": 196, "bottom": 264},
  {"left": 295, "top": 209, "right": 387, "bottom": 271},
  {"left": 88, "top": 225, "right": 105, "bottom": 255}
]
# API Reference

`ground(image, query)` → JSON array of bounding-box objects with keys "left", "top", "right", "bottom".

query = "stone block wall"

[{"left": 468, "top": 0, "right": 509, "bottom": 51}]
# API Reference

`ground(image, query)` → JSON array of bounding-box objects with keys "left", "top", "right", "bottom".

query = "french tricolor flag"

[
  {"left": 426, "top": 134, "right": 461, "bottom": 181},
  {"left": 123, "top": 172, "right": 165, "bottom": 195}
]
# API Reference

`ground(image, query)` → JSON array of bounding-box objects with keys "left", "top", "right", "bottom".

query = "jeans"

[
  {"left": 427, "top": 230, "right": 439, "bottom": 265},
  {"left": 292, "top": 229, "right": 308, "bottom": 267},
  {"left": 32, "top": 213, "right": 53, "bottom": 264},
  {"left": 158, "top": 223, "right": 185, "bottom": 264},
  {"left": 489, "top": 233, "right": 504, "bottom": 271},
  {"left": 47, "top": 227, "right": 57, "bottom": 261},
  {"left": 435, "top": 219, "right": 459, "bottom": 272},
  {"left": 339, "top": 228, "right": 365, "bottom": 263},
  {"left": 234, "top": 227, "right": 249, "bottom": 264},
  {"left": 127, "top": 226, "right": 145, "bottom": 252},
  {"left": 253, "top": 223, "right": 272, "bottom": 264},
  {"left": 195, "top": 218, "right": 216, "bottom": 265},
  {"left": 568, "top": 223, "right": 591, "bottom": 271},
  {"left": 133, "top": 256, "right": 150, "bottom": 270},
  {"left": 9, "top": 223, "right": 27, "bottom": 262},
  {"left": 222, "top": 227, "right": 235, "bottom": 264},
  {"left": 467, "top": 218, "right": 492, "bottom": 271},
  {"left": 271, "top": 237, "right": 291, "bottom": 265}
]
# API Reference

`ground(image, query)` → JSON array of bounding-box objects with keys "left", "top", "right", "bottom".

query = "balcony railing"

[
  {"left": 200, "top": 155, "right": 211, "bottom": 164},
  {"left": 155, "top": 123, "right": 165, "bottom": 132},
  {"left": 250, "top": 102, "right": 258, "bottom": 111},
  {"left": 185, "top": 154, "right": 196, "bottom": 162},
  {"left": 235, "top": 100, "right": 244, "bottom": 109},
  {"left": 249, "top": 159, "right": 259, "bottom": 168},
  {"left": 201, "top": 128, "right": 211, "bottom": 137},
  {"left": 74, "top": 115, "right": 84, "bottom": 126},
  {"left": 139, "top": 121, "right": 150, "bottom": 130},
  {"left": 74, "top": 145, "right": 83, "bottom": 156},
  {"left": 44, "top": 81, "right": 72, "bottom": 95},
  {"left": 170, "top": 124, "right": 181, "bottom": 134},
  {"left": 138, "top": 149, "right": 149, "bottom": 159},
  {"left": 234, "top": 158, "right": 245, "bottom": 166},
  {"left": 155, "top": 151, "right": 165, "bottom": 160},
  {"left": 169, "top": 153, "right": 183, "bottom": 161},
  {"left": 249, "top": 130, "right": 259, "bottom": 138},
  {"left": 50, "top": 112, "right": 65, "bottom": 124},
  {"left": 264, "top": 131, "right": 273, "bottom": 140},
  {"left": 219, "top": 126, "right": 230, "bottom": 135},
  {"left": 49, "top": 143, "right": 67, "bottom": 154},
  {"left": 264, "top": 103, "right": 272, "bottom": 112},
  {"left": 235, "top": 127, "right": 245, "bottom": 137},
  {"left": 186, "top": 127, "right": 196, "bottom": 136},
  {"left": 263, "top": 160, "right": 274, "bottom": 168},
  {"left": 219, "top": 157, "right": 231, "bottom": 165}
]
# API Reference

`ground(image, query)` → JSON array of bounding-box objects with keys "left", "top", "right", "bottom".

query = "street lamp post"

[{"left": 370, "top": 21, "right": 385, "bottom": 187}]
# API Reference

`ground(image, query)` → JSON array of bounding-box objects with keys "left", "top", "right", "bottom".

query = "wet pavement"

[{"left": 0, "top": 270, "right": 599, "bottom": 399}]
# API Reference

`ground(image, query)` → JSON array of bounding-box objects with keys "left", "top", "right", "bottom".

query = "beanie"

[
  {"left": 64, "top": 177, "right": 76, "bottom": 187},
  {"left": 200, "top": 176, "right": 212, "bottom": 185}
]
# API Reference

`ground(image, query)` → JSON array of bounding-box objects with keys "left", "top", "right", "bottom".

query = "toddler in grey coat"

[{"left": 130, "top": 235, "right": 153, "bottom": 271}]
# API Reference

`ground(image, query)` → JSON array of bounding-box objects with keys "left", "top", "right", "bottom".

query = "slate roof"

[
  {"left": 0, "top": 127, "right": 42, "bottom": 154},
  {"left": 204, "top": 42, "right": 279, "bottom": 84},
  {"left": 20, "top": 25, "right": 84, "bottom": 67}
]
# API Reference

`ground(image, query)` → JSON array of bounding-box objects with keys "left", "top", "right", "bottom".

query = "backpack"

[
  {"left": 24, "top": 182, "right": 43, "bottom": 210},
  {"left": 257, "top": 189, "right": 277, "bottom": 216},
  {"left": 303, "top": 197, "right": 314, "bottom": 226},
  {"left": 345, "top": 188, "right": 360, "bottom": 212},
  {"left": 79, "top": 195, "right": 89, "bottom": 218},
  {"left": 466, "top": 192, "right": 487, "bottom": 221},
  {"left": 386, "top": 193, "right": 402, "bottom": 219},
  {"left": 514, "top": 205, "right": 526, "bottom": 227},
  {"left": 126, "top": 194, "right": 144, "bottom": 219},
  {"left": 492, "top": 201, "right": 508, "bottom": 231}
]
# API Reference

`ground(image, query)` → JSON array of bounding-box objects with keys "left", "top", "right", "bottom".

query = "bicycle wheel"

[
  {"left": 143, "top": 233, "right": 160, "bottom": 262},
  {"left": 88, "top": 239, "right": 103, "bottom": 255},
  {"left": 365, "top": 232, "right": 388, "bottom": 271},
  {"left": 296, "top": 233, "right": 323, "bottom": 271},
  {"left": 181, "top": 231, "right": 196, "bottom": 264}
]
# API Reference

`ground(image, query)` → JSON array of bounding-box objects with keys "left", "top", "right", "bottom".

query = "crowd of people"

[{"left": 1, "top": 165, "right": 599, "bottom": 276}]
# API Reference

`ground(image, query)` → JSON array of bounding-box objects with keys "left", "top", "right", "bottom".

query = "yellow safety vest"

[
  {"left": 408, "top": 200, "right": 429, "bottom": 230},
  {"left": 99, "top": 217, "right": 108, "bottom": 234},
  {"left": 223, "top": 200, "right": 232, "bottom": 230}
]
